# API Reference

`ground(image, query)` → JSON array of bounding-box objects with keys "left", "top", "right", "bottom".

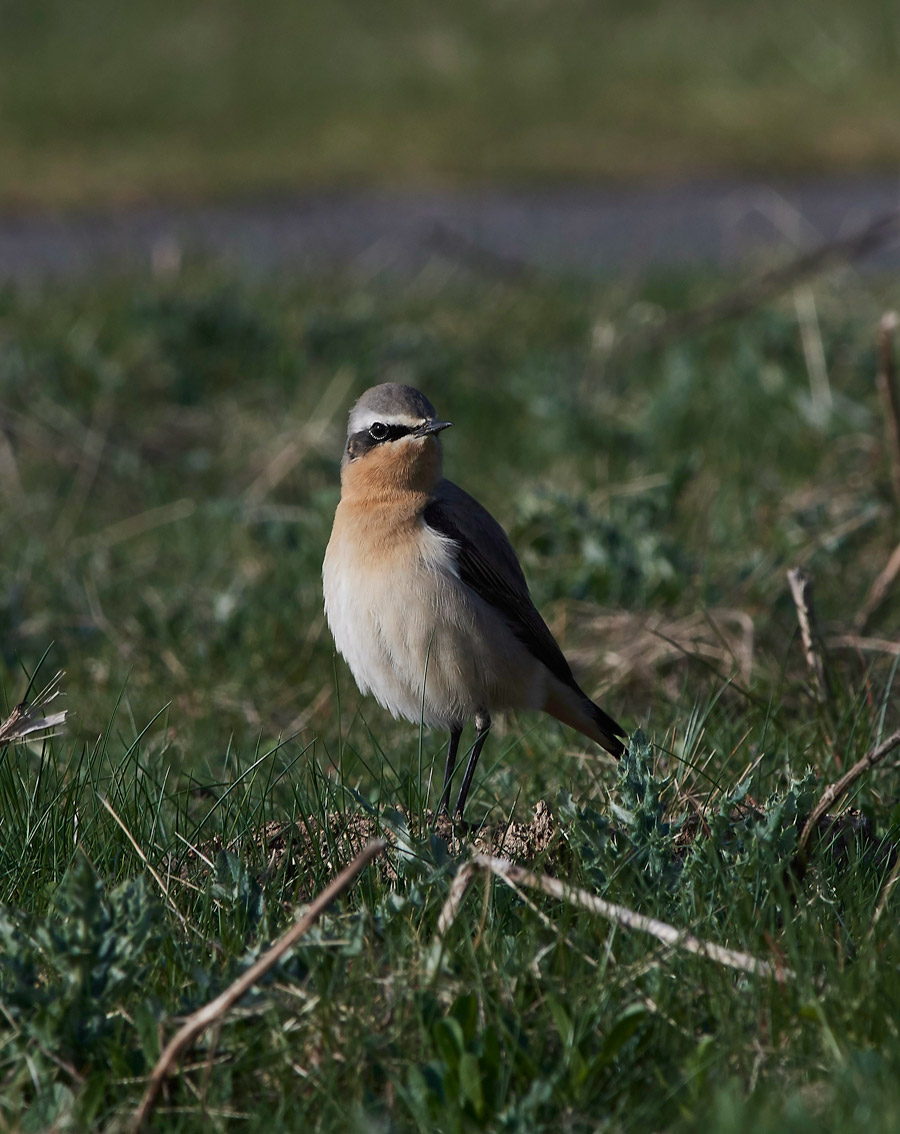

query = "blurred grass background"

[
  {"left": 2, "top": 268, "right": 897, "bottom": 772},
  {"left": 1, "top": 0, "right": 899, "bottom": 207}
]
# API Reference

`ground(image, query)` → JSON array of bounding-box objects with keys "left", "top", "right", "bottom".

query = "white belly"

[{"left": 322, "top": 520, "right": 545, "bottom": 728}]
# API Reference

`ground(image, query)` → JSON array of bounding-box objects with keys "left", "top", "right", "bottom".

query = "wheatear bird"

[{"left": 323, "top": 383, "right": 626, "bottom": 817}]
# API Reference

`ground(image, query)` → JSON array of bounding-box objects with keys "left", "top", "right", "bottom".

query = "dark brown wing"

[
  {"left": 425, "top": 479, "right": 625, "bottom": 753},
  {"left": 424, "top": 480, "right": 577, "bottom": 686}
]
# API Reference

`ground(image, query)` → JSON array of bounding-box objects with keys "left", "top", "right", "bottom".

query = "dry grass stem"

[
  {"left": 131, "top": 839, "right": 386, "bottom": 1134},
  {"left": 435, "top": 861, "right": 479, "bottom": 937},
  {"left": 853, "top": 543, "right": 900, "bottom": 634},
  {"left": 866, "top": 852, "right": 900, "bottom": 944},
  {"left": 0, "top": 671, "right": 67, "bottom": 746},
  {"left": 436, "top": 853, "right": 793, "bottom": 981},
  {"left": 787, "top": 567, "right": 829, "bottom": 702},
  {"left": 97, "top": 795, "right": 192, "bottom": 934},
  {"left": 797, "top": 730, "right": 900, "bottom": 856},
  {"left": 615, "top": 208, "right": 900, "bottom": 357},
  {"left": 71, "top": 498, "right": 196, "bottom": 555},
  {"left": 243, "top": 365, "right": 356, "bottom": 504},
  {"left": 567, "top": 607, "right": 755, "bottom": 690},
  {"left": 830, "top": 632, "right": 900, "bottom": 656},
  {"left": 794, "top": 286, "right": 832, "bottom": 414}
]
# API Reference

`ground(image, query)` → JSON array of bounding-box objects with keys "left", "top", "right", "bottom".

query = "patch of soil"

[
  {"left": 432, "top": 798, "right": 559, "bottom": 862},
  {"left": 186, "top": 800, "right": 563, "bottom": 900},
  {"left": 182, "top": 797, "right": 894, "bottom": 904}
]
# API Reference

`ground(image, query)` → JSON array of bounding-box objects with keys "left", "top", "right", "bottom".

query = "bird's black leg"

[
  {"left": 454, "top": 711, "right": 491, "bottom": 818},
  {"left": 437, "top": 725, "right": 463, "bottom": 815}
]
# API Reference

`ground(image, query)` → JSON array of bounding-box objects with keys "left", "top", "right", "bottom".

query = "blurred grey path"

[{"left": 1, "top": 178, "right": 898, "bottom": 281}]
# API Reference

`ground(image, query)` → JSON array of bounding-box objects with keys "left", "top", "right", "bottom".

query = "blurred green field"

[
  {"left": 3, "top": 262, "right": 900, "bottom": 1130},
  {"left": 3, "top": 265, "right": 897, "bottom": 751},
  {"left": 1, "top": 0, "right": 899, "bottom": 206}
]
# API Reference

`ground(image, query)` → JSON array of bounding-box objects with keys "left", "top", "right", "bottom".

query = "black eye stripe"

[
  {"left": 369, "top": 423, "right": 413, "bottom": 442},
  {"left": 345, "top": 422, "right": 418, "bottom": 461}
]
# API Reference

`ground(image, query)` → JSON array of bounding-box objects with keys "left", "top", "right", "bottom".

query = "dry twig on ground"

[
  {"left": 131, "top": 839, "right": 386, "bottom": 1134},
  {"left": 435, "top": 854, "right": 792, "bottom": 981},
  {"left": 797, "top": 730, "right": 900, "bottom": 857}
]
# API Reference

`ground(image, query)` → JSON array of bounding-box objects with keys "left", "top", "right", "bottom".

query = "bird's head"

[{"left": 340, "top": 383, "right": 452, "bottom": 496}]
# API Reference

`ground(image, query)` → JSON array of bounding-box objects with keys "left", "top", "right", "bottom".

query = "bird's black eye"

[{"left": 368, "top": 422, "right": 389, "bottom": 441}]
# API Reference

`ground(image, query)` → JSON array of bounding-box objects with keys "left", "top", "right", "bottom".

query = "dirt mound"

[
  {"left": 433, "top": 798, "right": 558, "bottom": 861},
  {"left": 188, "top": 800, "right": 562, "bottom": 900}
]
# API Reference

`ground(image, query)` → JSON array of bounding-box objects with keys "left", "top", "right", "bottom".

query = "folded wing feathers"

[{"left": 424, "top": 482, "right": 626, "bottom": 750}]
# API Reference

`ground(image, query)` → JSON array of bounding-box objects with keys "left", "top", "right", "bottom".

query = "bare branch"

[{"left": 435, "top": 853, "right": 792, "bottom": 981}]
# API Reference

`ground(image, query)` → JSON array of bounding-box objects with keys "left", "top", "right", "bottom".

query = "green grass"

[
  {"left": 3, "top": 262, "right": 900, "bottom": 1130},
  {"left": 1, "top": 0, "right": 899, "bottom": 206}
]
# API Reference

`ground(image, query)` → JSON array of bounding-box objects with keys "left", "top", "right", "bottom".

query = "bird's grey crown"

[{"left": 347, "top": 383, "right": 438, "bottom": 435}]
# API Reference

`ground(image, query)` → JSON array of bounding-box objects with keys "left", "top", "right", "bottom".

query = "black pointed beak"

[{"left": 416, "top": 419, "right": 453, "bottom": 436}]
